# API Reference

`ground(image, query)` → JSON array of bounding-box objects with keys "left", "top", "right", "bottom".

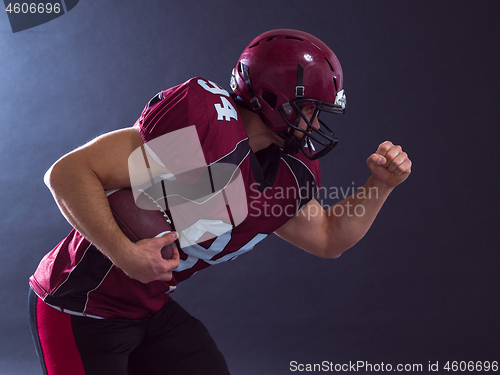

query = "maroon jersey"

[{"left": 30, "top": 77, "right": 321, "bottom": 319}]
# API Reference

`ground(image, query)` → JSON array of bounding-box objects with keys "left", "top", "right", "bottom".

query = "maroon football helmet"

[{"left": 231, "top": 29, "right": 346, "bottom": 160}]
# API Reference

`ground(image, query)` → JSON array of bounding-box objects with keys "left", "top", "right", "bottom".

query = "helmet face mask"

[
  {"left": 231, "top": 29, "right": 346, "bottom": 160},
  {"left": 279, "top": 98, "right": 341, "bottom": 160}
]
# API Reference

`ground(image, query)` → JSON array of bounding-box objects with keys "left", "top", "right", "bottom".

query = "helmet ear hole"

[{"left": 262, "top": 91, "right": 277, "bottom": 109}]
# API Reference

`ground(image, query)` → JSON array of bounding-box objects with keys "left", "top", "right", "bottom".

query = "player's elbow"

[
  {"left": 320, "top": 246, "right": 346, "bottom": 259},
  {"left": 318, "top": 223, "right": 368, "bottom": 259},
  {"left": 327, "top": 249, "right": 344, "bottom": 259},
  {"left": 44, "top": 160, "right": 62, "bottom": 191},
  {"left": 44, "top": 155, "right": 70, "bottom": 191},
  {"left": 43, "top": 165, "right": 52, "bottom": 189},
  {"left": 44, "top": 153, "right": 84, "bottom": 193},
  {"left": 307, "top": 243, "right": 347, "bottom": 259},
  {"left": 314, "top": 238, "right": 361, "bottom": 259}
]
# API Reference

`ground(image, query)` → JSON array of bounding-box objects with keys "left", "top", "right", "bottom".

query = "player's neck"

[{"left": 238, "top": 105, "right": 284, "bottom": 153}]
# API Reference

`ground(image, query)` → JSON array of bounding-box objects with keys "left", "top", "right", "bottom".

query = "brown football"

[{"left": 107, "top": 188, "right": 174, "bottom": 259}]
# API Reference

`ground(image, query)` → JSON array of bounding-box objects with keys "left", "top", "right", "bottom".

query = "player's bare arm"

[
  {"left": 275, "top": 140, "right": 411, "bottom": 258},
  {"left": 44, "top": 126, "right": 180, "bottom": 283}
]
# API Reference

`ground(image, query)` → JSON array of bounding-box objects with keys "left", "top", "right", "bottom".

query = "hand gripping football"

[{"left": 107, "top": 188, "right": 175, "bottom": 259}]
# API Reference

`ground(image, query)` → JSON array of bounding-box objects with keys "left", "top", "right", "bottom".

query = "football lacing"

[{"left": 138, "top": 189, "right": 172, "bottom": 224}]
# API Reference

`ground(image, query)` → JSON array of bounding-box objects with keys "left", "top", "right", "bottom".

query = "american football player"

[{"left": 28, "top": 29, "right": 411, "bottom": 375}]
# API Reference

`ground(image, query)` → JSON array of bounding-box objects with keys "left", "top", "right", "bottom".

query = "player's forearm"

[
  {"left": 324, "top": 176, "right": 393, "bottom": 257},
  {"left": 44, "top": 154, "right": 133, "bottom": 265}
]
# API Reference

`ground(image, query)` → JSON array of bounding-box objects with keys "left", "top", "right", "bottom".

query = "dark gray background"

[{"left": 1, "top": 1, "right": 499, "bottom": 374}]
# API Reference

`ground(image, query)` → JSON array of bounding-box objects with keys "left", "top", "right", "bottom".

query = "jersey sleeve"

[{"left": 135, "top": 78, "right": 209, "bottom": 144}]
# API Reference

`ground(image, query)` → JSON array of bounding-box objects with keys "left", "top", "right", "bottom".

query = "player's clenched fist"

[{"left": 366, "top": 141, "right": 412, "bottom": 188}]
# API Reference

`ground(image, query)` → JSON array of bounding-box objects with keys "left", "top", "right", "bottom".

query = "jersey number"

[{"left": 197, "top": 79, "right": 238, "bottom": 122}]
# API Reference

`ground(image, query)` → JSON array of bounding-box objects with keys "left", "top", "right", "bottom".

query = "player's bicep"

[
  {"left": 87, "top": 127, "right": 149, "bottom": 189},
  {"left": 48, "top": 127, "right": 146, "bottom": 190}
]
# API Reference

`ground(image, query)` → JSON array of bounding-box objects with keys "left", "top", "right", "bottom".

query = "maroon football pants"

[{"left": 28, "top": 289, "right": 230, "bottom": 375}]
